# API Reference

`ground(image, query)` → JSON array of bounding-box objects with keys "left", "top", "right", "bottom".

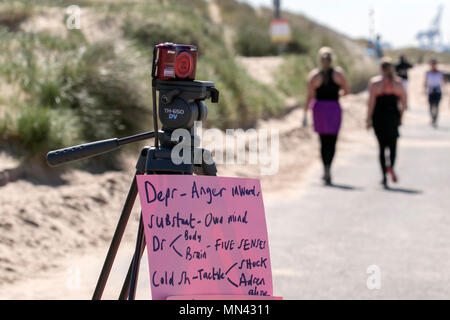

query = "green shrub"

[
  {"left": 122, "top": 10, "right": 220, "bottom": 57},
  {"left": 235, "top": 23, "right": 278, "bottom": 57},
  {"left": 0, "top": 30, "right": 150, "bottom": 159},
  {"left": 15, "top": 106, "right": 81, "bottom": 155},
  {"left": 122, "top": 3, "right": 285, "bottom": 130},
  {"left": 123, "top": 21, "right": 203, "bottom": 51},
  {"left": 57, "top": 42, "right": 150, "bottom": 141},
  {"left": 36, "top": 29, "right": 87, "bottom": 51},
  {"left": 199, "top": 50, "right": 285, "bottom": 129},
  {"left": 16, "top": 108, "right": 51, "bottom": 150},
  {"left": 39, "top": 80, "right": 63, "bottom": 108},
  {"left": 275, "top": 55, "right": 315, "bottom": 101}
]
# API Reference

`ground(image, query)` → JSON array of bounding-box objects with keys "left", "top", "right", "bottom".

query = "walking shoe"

[
  {"left": 386, "top": 167, "right": 397, "bottom": 183},
  {"left": 323, "top": 165, "right": 332, "bottom": 186},
  {"left": 432, "top": 115, "right": 438, "bottom": 128},
  {"left": 381, "top": 175, "right": 388, "bottom": 188}
]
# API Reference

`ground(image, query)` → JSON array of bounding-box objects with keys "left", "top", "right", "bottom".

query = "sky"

[{"left": 241, "top": 0, "right": 450, "bottom": 48}]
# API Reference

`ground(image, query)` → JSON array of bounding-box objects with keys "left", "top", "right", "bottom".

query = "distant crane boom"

[
  {"left": 431, "top": 4, "right": 444, "bottom": 29},
  {"left": 416, "top": 5, "right": 445, "bottom": 51}
]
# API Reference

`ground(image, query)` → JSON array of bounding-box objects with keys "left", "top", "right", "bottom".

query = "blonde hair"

[
  {"left": 317, "top": 47, "right": 334, "bottom": 70},
  {"left": 380, "top": 56, "right": 394, "bottom": 79}
]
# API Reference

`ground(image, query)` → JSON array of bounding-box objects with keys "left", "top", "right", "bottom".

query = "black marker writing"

[
  {"left": 152, "top": 271, "right": 174, "bottom": 287},
  {"left": 185, "top": 246, "right": 207, "bottom": 261},
  {"left": 195, "top": 267, "right": 225, "bottom": 281},
  {"left": 239, "top": 273, "right": 266, "bottom": 287},
  {"left": 152, "top": 235, "right": 166, "bottom": 252},
  {"left": 144, "top": 181, "right": 177, "bottom": 207},
  {"left": 191, "top": 181, "right": 226, "bottom": 204},
  {"left": 237, "top": 238, "right": 266, "bottom": 251},
  {"left": 205, "top": 213, "right": 223, "bottom": 227},
  {"left": 227, "top": 210, "right": 248, "bottom": 224},
  {"left": 178, "top": 271, "right": 191, "bottom": 285},
  {"left": 231, "top": 184, "right": 259, "bottom": 197},
  {"left": 214, "top": 238, "right": 235, "bottom": 251},
  {"left": 184, "top": 229, "right": 202, "bottom": 243},
  {"left": 148, "top": 212, "right": 196, "bottom": 230},
  {"left": 238, "top": 257, "right": 268, "bottom": 270}
]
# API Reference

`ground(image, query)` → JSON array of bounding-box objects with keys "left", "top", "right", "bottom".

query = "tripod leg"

[
  {"left": 92, "top": 175, "right": 138, "bottom": 300},
  {"left": 118, "top": 215, "right": 146, "bottom": 300},
  {"left": 117, "top": 147, "right": 216, "bottom": 300},
  {"left": 118, "top": 235, "right": 146, "bottom": 300},
  {"left": 127, "top": 215, "right": 146, "bottom": 300}
]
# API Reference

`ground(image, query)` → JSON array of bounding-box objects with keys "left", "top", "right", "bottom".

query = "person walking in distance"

[
  {"left": 425, "top": 58, "right": 446, "bottom": 128},
  {"left": 304, "top": 47, "right": 350, "bottom": 185},
  {"left": 367, "top": 57, "right": 407, "bottom": 188},
  {"left": 395, "top": 55, "right": 413, "bottom": 94}
]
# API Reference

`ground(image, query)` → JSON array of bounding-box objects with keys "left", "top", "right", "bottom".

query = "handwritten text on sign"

[{"left": 136, "top": 175, "right": 273, "bottom": 300}]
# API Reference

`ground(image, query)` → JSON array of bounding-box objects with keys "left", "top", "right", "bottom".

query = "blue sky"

[{"left": 241, "top": 0, "right": 450, "bottom": 48}]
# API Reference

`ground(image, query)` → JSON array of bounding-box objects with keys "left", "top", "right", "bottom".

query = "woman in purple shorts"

[{"left": 303, "top": 47, "right": 350, "bottom": 185}]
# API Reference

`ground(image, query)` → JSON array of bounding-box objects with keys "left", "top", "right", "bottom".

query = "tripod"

[
  {"left": 47, "top": 129, "right": 218, "bottom": 299},
  {"left": 91, "top": 135, "right": 217, "bottom": 300},
  {"left": 47, "top": 44, "right": 220, "bottom": 299}
]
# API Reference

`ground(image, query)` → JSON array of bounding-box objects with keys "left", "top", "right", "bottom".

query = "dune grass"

[
  {"left": 122, "top": 0, "right": 286, "bottom": 129},
  {"left": 0, "top": 0, "right": 378, "bottom": 166},
  {"left": 0, "top": 27, "right": 150, "bottom": 163}
]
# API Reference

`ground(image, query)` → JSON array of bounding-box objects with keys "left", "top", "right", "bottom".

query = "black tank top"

[
  {"left": 315, "top": 68, "right": 340, "bottom": 101},
  {"left": 373, "top": 80, "right": 400, "bottom": 139}
]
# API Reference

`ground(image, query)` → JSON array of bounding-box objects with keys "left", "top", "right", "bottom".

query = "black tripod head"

[
  {"left": 153, "top": 79, "right": 218, "bottom": 147},
  {"left": 155, "top": 79, "right": 218, "bottom": 130}
]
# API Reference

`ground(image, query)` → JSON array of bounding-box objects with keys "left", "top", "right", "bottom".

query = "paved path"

[{"left": 268, "top": 103, "right": 450, "bottom": 299}]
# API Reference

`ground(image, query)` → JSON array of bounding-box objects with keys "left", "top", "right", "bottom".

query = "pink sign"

[{"left": 136, "top": 175, "right": 273, "bottom": 300}]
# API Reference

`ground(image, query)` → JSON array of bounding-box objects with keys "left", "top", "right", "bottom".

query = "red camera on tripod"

[{"left": 153, "top": 43, "right": 198, "bottom": 80}]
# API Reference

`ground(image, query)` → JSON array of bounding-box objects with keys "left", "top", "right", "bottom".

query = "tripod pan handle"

[{"left": 46, "top": 138, "right": 120, "bottom": 167}]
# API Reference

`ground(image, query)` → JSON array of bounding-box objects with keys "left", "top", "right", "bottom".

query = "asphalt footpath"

[{"left": 267, "top": 102, "right": 450, "bottom": 299}]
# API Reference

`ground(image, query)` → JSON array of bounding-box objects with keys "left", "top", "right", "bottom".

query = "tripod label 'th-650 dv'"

[{"left": 136, "top": 175, "right": 275, "bottom": 300}]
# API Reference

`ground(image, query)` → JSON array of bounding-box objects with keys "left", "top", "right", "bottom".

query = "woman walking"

[
  {"left": 425, "top": 58, "right": 446, "bottom": 128},
  {"left": 304, "top": 47, "right": 350, "bottom": 185},
  {"left": 367, "top": 57, "right": 407, "bottom": 188}
]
